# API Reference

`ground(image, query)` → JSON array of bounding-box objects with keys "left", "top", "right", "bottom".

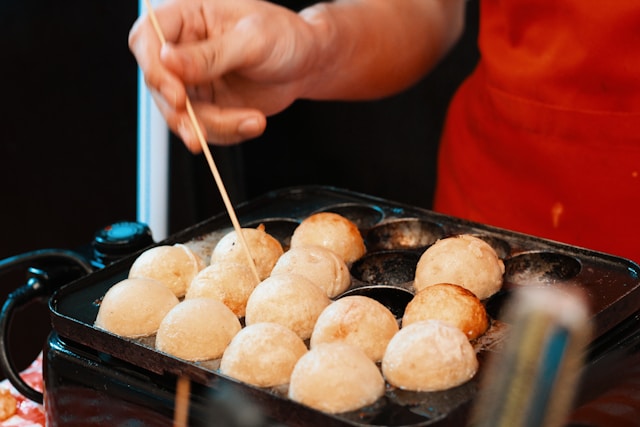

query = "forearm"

[{"left": 298, "top": 0, "right": 466, "bottom": 100}]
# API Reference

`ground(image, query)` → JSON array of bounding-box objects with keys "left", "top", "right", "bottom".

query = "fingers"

[
  {"left": 134, "top": 25, "right": 268, "bottom": 152},
  {"left": 159, "top": 19, "right": 262, "bottom": 85},
  {"left": 129, "top": 1, "right": 275, "bottom": 153},
  {"left": 176, "top": 103, "right": 267, "bottom": 153},
  {"left": 150, "top": 88, "right": 265, "bottom": 153},
  {"left": 129, "top": 14, "right": 188, "bottom": 110}
]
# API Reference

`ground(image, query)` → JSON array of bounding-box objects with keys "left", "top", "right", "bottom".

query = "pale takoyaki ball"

[
  {"left": 310, "top": 295, "right": 399, "bottom": 362},
  {"left": 211, "top": 224, "right": 284, "bottom": 281},
  {"left": 382, "top": 320, "right": 479, "bottom": 392},
  {"left": 95, "top": 278, "right": 179, "bottom": 338},
  {"left": 414, "top": 234, "right": 505, "bottom": 300},
  {"left": 289, "top": 212, "right": 366, "bottom": 265},
  {"left": 220, "top": 322, "right": 308, "bottom": 388},
  {"left": 244, "top": 273, "right": 330, "bottom": 340},
  {"left": 289, "top": 342, "right": 385, "bottom": 414},
  {"left": 128, "top": 244, "right": 205, "bottom": 298},
  {"left": 155, "top": 298, "right": 242, "bottom": 362},
  {"left": 270, "top": 245, "right": 351, "bottom": 298},
  {"left": 185, "top": 261, "right": 259, "bottom": 317},
  {"left": 402, "top": 283, "right": 489, "bottom": 340}
]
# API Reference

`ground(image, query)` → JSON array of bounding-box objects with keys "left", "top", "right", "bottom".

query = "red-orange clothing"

[{"left": 435, "top": 0, "right": 640, "bottom": 263}]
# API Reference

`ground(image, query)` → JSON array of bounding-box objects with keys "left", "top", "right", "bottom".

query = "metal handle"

[{"left": 0, "top": 249, "right": 93, "bottom": 404}]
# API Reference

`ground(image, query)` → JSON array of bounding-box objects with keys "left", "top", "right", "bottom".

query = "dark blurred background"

[{"left": 0, "top": 1, "right": 478, "bottom": 377}]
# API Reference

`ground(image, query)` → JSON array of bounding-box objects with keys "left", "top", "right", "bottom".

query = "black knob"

[{"left": 92, "top": 221, "right": 154, "bottom": 266}]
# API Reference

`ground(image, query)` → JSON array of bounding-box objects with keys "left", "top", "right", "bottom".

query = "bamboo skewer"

[
  {"left": 142, "top": 0, "right": 261, "bottom": 285},
  {"left": 173, "top": 376, "right": 191, "bottom": 427}
]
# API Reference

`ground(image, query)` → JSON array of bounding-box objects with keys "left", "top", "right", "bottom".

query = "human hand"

[{"left": 129, "top": 0, "right": 319, "bottom": 152}]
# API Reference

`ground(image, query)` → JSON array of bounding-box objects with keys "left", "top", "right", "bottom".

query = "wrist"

[{"left": 297, "top": 3, "right": 339, "bottom": 99}]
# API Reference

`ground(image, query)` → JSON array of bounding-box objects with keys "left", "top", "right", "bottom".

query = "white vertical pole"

[{"left": 136, "top": 0, "right": 169, "bottom": 241}]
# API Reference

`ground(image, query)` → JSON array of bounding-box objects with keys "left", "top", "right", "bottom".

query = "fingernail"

[{"left": 238, "top": 117, "right": 262, "bottom": 138}]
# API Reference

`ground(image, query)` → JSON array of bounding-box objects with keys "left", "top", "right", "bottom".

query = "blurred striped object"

[{"left": 469, "top": 286, "right": 591, "bottom": 427}]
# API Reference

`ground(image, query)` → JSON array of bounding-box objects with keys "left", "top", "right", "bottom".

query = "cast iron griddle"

[{"left": 48, "top": 186, "right": 640, "bottom": 426}]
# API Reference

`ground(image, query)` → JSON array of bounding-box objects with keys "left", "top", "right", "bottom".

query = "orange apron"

[{"left": 435, "top": 0, "right": 640, "bottom": 262}]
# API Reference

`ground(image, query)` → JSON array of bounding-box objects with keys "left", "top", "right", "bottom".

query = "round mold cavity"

[
  {"left": 351, "top": 250, "right": 420, "bottom": 286},
  {"left": 338, "top": 285, "right": 414, "bottom": 319},
  {"left": 483, "top": 289, "right": 511, "bottom": 320},
  {"left": 469, "top": 234, "right": 512, "bottom": 259},
  {"left": 389, "top": 378, "right": 477, "bottom": 416},
  {"left": 242, "top": 218, "right": 299, "bottom": 250},
  {"left": 504, "top": 251, "right": 581, "bottom": 286},
  {"left": 319, "top": 203, "right": 385, "bottom": 231},
  {"left": 365, "top": 218, "right": 445, "bottom": 252}
]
